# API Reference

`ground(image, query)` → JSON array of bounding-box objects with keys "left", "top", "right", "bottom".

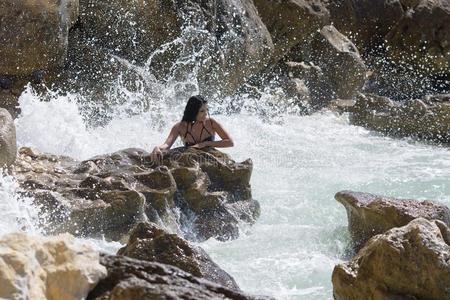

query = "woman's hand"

[{"left": 150, "top": 146, "right": 163, "bottom": 162}]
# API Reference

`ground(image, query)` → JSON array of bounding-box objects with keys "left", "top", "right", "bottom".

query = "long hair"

[{"left": 182, "top": 95, "right": 207, "bottom": 123}]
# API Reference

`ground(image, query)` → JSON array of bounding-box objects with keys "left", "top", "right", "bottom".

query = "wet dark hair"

[{"left": 182, "top": 95, "right": 207, "bottom": 123}]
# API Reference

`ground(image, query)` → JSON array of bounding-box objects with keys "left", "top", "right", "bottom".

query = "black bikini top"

[{"left": 183, "top": 120, "right": 215, "bottom": 147}]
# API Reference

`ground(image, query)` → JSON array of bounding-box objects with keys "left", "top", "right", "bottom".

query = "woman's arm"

[
  {"left": 193, "top": 118, "right": 234, "bottom": 148},
  {"left": 151, "top": 122, "right": 180, "bottom": 160}
]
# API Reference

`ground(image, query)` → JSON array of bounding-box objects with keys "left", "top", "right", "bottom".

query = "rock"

[
  {"left": 0, "top": 108, "right": 17, "bottom": 167},
  {"left": 117, "top": 222, "right": 240, "bottom": 290},
  {"left": 335, "top": 190, "right": 450, "bottom": 249},
  {"left": 87, "top": 254, "right": 272, "bottom": 300},
  {"left": 282, "top": 26, "right": 366, "bottom": 108},
  {"left": 385, "top": 0, "right": 450, "bottom": 75},
  {"left": 0, "top": 0, "right": 79, "bottom": 76},
  {"left": 66, "top": 0, "right": 273, "bottom": 97},
  {"left": 253, "top": 0, "right": 330, "bottom": 62},
  {"left": 328, "top": 0, "right": 405, "bottom": 51},
  {"left": 332, "top": 218, "right": 450, "bottom": 300},
  {"left": 350, "top": 93, "right": 450, "bottom": 142},
  {"left": 12, "top": 147, "right": 259, "bottom": 242},
  {"left": 0, "top": 232, "right": 106, "bottom": 300}
]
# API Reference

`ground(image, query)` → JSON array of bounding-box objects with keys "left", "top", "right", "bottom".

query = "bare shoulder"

[{"left": 172, "top": 121, "right": 184, "bottom": 133}]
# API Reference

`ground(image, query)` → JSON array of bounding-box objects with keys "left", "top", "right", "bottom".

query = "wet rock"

[
  {"left": 253, "top": 0, "right": 330, "bottom": 62},
  {"left": 66, "top": 0, "right": 273, "bottom": 97},
  {"left": 117, "top": 222, "right": 240, "bottom": 290},
  {"left": 328, "top": 0, "right": 405, "bottom": 51},
  {"left": 87, "top": 254, "right": 272, "bottom": 300},
  {"left": 349, "top": 93, "right": 450, "bottom": 142},
  {"left": 335, "top": 190, "right": 450, "bottom": 249},
  {"left": 0, "top": 108, "right": 16, "bottom": 167},
  {"left": 332, "top": 218, "right": 450, "bottom": 300},
  {"left": 12, "top": 147, "right": 259, "bottom": 242},
  {"left": 0, "top": 232, "right": 106, "bottom": 300},
  {"left": 385, "top": 0, "right": 450, "bottom": 75},
  {"left": 0, "top": 0, "right": 79, "bottom": 76}
]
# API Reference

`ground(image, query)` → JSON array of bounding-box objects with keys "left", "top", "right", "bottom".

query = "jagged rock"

[
  {"left": 385, "top": 0, "right": 450, "bottom": 75},
  {"left": 117, "top": 222, "right": 240, "bottom": 290},
  {"left": 335, "top": 190, "right": 450, "bottom": 249},
  {"left": 12, "top": 147, "right": 259, "bottom": 242},
  {"left": 285, "top": 25, "right": 366, "bottom": 108},
  {"left": 349, "top": 93, "right": 450, "bottom": 142},
  {"left": 65, "top": 0, "right": 273, "bottom": 97},
  {"left": 0, "top": 232, "right": 106, "bottom": 300},
  {"left": 332, "top": 218, "right": 450, "bottom": 300},
  {"left": 87, "top": 254, "right": 273, "bottom": 300},
  {"left": 253, "top": 0, "right": 330, "bottom": 62},
  {"left": 0, "top": 108, "right": 16, "bottom": 167},
  {"left": 0, "top": 0, "right": 79, "bottom": 76},
  {"left": 328, "top": 0, "right": 405, "bottom": 51}
]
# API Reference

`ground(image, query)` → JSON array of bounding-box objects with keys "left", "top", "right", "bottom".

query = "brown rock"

[
  {"left": 12, "top": 147, "right": 259, "bottom": 242},
  {"left": 335, "top": 190, "right": 450, "bottom": 249},
  {"left": 253, "top": 0, "right": 330, "bottom": 62},
  {"left": 332, "top": 218, "right": 450, "bottom": 300},
  {"left": 117, "top": 222, "right": 240, "bottom": 290},
  {"left": 0, "top": 0, "right": 79, "bottom": 76},
  {"left": 386, "top": 0, "right": 450, "bottom": 75},
  {"left": 87, "top": 254, "right": 273, "bottom": 300}
]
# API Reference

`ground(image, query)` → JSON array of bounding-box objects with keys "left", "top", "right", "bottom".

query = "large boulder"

[
  {"left": 335, "top": 190, "right": 450, "bottom": 249},
  {"left": 87, "top": 254, "right": 272, "bottom": 300},
  {"left": 0, "top": 108, "right": 16, "bottom": 166},
  {"left": 327, "top": 0, "right": 405, "bottom": 51},
  {"left": 0, "top": 0, "right": 79, "bottom": 76},
  {"left": 66, "top": 0, "right": 273, "bottom": 97},
  {"left": 12, "top": 147, "right": 259, "bottom": 242},
  {"left": 253, "top": 0, "right": 330, "bottom": 62},
  {"left": 117, "top": 222, "right": 240, "bottom": 290},
  {"left": 348, "top": 93, "right": 450, "bottom": 142},
  {"left": 285, "top": 25, "right": 366, "bottom": 108},
  {"left": 332, "top": 218, "right": 450, "bottom": 300},
  {"left": 0, "top": 232, "right": 106, "bottom": 300},
  {"left": 385, "top": 0, "right": 450, "bottom": 76}
]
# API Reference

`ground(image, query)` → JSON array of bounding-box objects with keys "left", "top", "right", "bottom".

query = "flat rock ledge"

[
  {"left": 11, "top": 146, "right": 260, "bottom": 242},
  {"left": 335, "top": 190, "right": 450, "bottom": 250}
]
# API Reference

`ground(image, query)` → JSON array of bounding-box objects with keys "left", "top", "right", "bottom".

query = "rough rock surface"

[
  {"left": 332, "top": 218, "right": 450, "bottom": 300},
  {"left": 335, "top": 190, "right": 450, "bottom": 249},
  {"left": 0, "top": 0, "right": 79, "bottom": 76},
  {"left": 117, "top": 222, "right": 240, "bottom": 290},
  {"left": 0, "top": 232, "right": 106, "bottom": 300},
  {"left": 347, "top": 93, "right": 450, "bottom": 142},
  {"left": 253, "top": 0, "right": 330, "bottom": 62},
  {"left": 12, "top": 147, "right": 259, "bottom": 242},
  {"left": 87, "top": 254, "right": 272, "bottom": 300},
  {"left": 0, "top": 108, "right": 16, "bottom": 167},
  {"left": 67, "top": 0, "right": 273, "bottom": 97},
  {"left": 285, "top": 25, "right": 366, "bottom": 108}
]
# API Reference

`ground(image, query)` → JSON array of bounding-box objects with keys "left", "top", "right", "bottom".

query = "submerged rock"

[
  {"left": 87, "top": 254, "right": 272, "bottom": 300},
  {"left": 12, "top": 147, "right": 259, "bottom": 242},
  {"left": 0, "top": 108, "right": 16, "bottom": 167},
  {"left": 332, "top": 218, "right": 450, "bottom": 300},
  {"left": 0, "top": 232, "right": 106, "bottom": 300},
  {"left": 117, "top": 222, "right": 240, "bottom": 290},
  {"left": 335, "top": 190, "right": 450, "bottom": 249}
]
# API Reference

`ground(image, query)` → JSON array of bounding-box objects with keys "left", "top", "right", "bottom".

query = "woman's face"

[{"left": 196, "top": 104, "right": 208, "bottom": 121}]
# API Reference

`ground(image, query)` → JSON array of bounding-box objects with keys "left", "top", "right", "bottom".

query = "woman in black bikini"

[{"left": 150, "top": 95, "right": 234, "bottom": 161}]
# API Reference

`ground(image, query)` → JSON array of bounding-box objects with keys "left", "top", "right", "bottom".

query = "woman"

[{"left": 150, "top": 95, "right": 234, "bottom": 161}]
